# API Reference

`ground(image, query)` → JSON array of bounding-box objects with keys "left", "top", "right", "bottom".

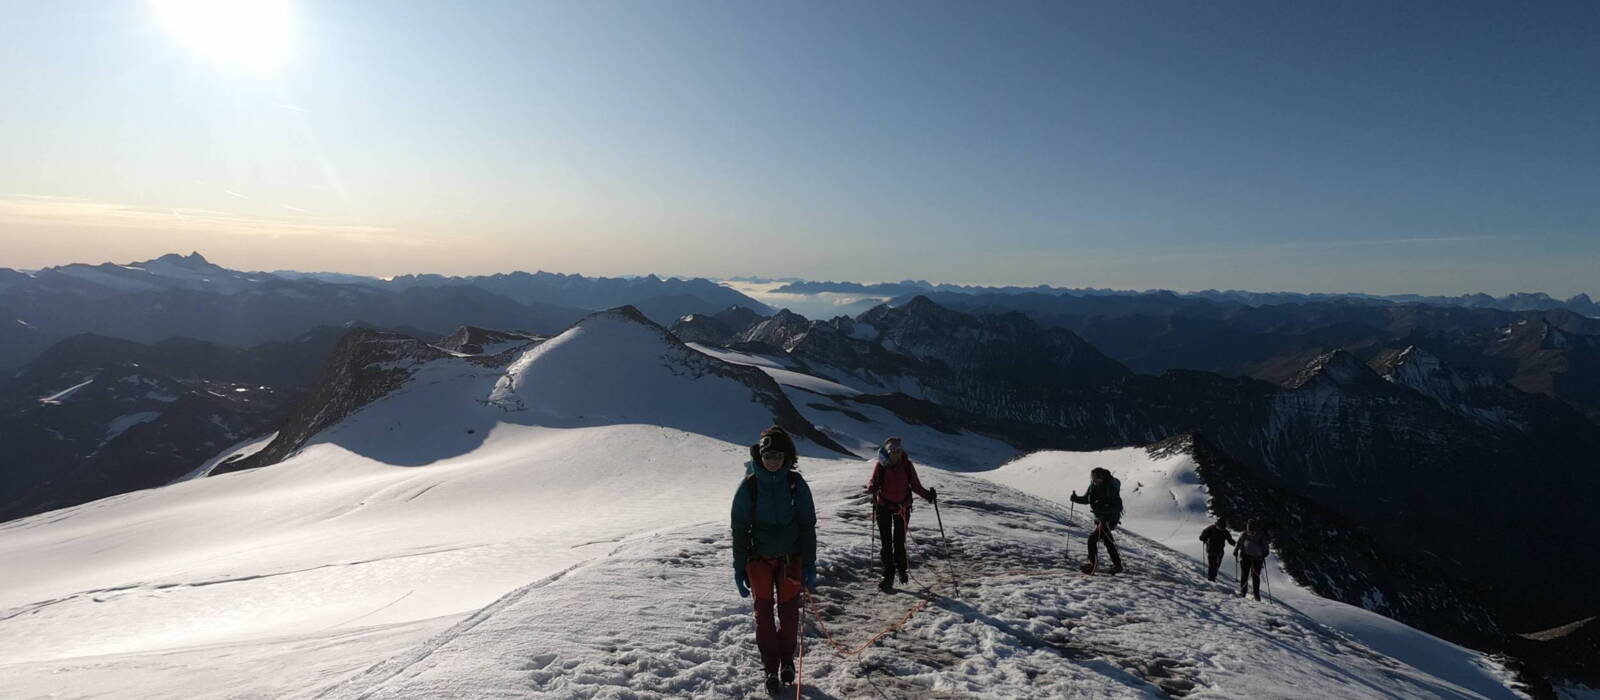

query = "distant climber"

[
  {"left": 1070, "top": 467, "right": 1124, "bottom": 574},
  {"left": 1198, "top": 518, "right": 1236, "bottom": 581},
  {"left": 865, "top": 437, "right": 936, "bottom": 593},
  {"left": 731, "top": 426, "right": 818, "bottom": 694},
  {"left": 1235, "top": 519, "right": 1270, "bottom": 601}
]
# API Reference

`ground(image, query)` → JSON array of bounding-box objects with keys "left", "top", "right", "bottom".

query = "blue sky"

[{"left": 1, "top": 1, "right": 1595, "bottom": 296}]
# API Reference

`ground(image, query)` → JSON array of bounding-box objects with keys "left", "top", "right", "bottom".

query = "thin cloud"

[{"left": 0, "top": 194, "right": 441, "bottom": 248}]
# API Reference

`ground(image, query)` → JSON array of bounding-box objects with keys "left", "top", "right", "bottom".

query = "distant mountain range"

[
  {"left": 769, "top": 279, "right": 1600, "bottom": 316},
  {"left": 0, "top": 253, "right": 771, "bottom": 371}
]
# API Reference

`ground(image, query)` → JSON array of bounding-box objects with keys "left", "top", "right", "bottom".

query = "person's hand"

[
  {"left": 926, "top": 487, "right": 937, "bottom": 503},
  {"left": 802, "top": 564, "right": 817, "bottom": 590},
  {"left": 735, "top": 569, "right": 750, "bottom": 598},
  {"left": 1071, "top": 490, "right": 1078, "bottom": 498}
]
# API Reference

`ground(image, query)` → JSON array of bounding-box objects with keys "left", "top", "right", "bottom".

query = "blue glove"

[
  {"left": 802, "top": 564, "right": 817, "bottom": 590},
  {"left": 735, "top": 569, "right": 750, "bottom": 598}
]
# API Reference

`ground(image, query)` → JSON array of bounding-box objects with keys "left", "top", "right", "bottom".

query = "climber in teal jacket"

[{"left": 730, "top": 425, "right": 817, "bottom": 693}]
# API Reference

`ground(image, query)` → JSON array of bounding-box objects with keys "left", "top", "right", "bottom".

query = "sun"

[{"left": 149, "top": 0, "right": 293, "bottom": 74}]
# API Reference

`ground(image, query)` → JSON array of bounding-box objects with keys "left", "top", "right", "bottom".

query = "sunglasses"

[{"left": 761, "top": 451, "right": 787, "bottom": 459}]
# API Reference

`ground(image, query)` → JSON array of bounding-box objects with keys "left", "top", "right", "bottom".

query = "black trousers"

[
  {"left": 1206, "top": 549, "right": 1225, "bottom": 581},
  {"left": 876, "top": 504, "right": 909, "bottom": 580},
  {"left": 1240, "top": 554, "right": 1264, "bottom": 598},
  {"left": 1088, "top": 519, "right": 1122, "bottom": 567}
]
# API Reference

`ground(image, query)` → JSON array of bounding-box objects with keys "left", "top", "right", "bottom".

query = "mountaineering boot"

[
  {"left": 1079, "top": 558, "right": 1097, "bottom": 575},
  {"left": 1107, "top": 562, "right": 1124, "bottom": 575},
  {"left": 765, "top": 672, "right": 782, "bottom": 694},
  {"left": 878, "top": 578, "right": 895, "bottom": 593},
  {"left": 780, "top": 657, "right": 795, "bottom": 685}
]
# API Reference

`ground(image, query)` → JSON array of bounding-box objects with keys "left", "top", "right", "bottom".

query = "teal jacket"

[
  {"left": 1069, "top": 476, "right": 1124, "bottom": 523},
  {"left": 730, "top": 462, "right": 817, "bottom": 571}
]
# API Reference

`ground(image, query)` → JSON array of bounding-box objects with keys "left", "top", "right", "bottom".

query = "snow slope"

[
  {"left": 982, "top": 447, "right": 1523, "bottom": 699},
  {"left": 0, "top": 311, "right": 1529, "bottom": 698},
  {"left": 316, "top": 470, "right": 1502, "bottom": 699}
]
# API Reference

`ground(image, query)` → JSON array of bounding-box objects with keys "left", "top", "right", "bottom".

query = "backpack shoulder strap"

[{"left": 744, "top": 474, "right": 759, "bottom": 523}]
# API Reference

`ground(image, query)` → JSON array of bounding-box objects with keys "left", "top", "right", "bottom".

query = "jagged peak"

[
  {"left": 1379, "top": 345, "right": 1442, "bottom": 374},
  {"left": 768, "top": 308, "right": 809, "bottom": 322},
  {"left": 1285, "top": 349, "right": 1380, "bottom": 390},
  {"left": 438, "top": 326, "right": 541, "bottom": 355},
  {"left": 149, "top": 251, "right": 217, "bottom": 267}
]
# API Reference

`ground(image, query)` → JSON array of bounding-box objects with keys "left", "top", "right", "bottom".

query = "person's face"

[{"left": 760, "top": 451, "right": 785, "bottom": 472}]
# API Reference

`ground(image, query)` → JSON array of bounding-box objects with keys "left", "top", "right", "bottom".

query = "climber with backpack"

[
  {"left": 730, "top": 426, "right": 818, "bottom": 694},
  {"left": 865, "top": 436, "right": 936, "bottom": 593},
  {"left": 1198, "top": 518, "right": 1235, "bottom": 582},
  {"left": 1069, "top": 467, "right": 1124, "bottom": 574},
  {"left": 1235, "top": 518, "right": 1270, "bottom": 601}
]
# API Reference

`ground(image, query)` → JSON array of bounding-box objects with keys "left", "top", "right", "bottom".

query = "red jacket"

[{"left": 867, "top": 454, "right": 931, "bottom": 507}]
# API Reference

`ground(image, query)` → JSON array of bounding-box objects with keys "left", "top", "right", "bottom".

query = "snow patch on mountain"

[
  {"left": 38, "top": 376, "right": 96, "bottom": 405},
  {"left": 689, "top": 343, "right": 863, "bottom": 397},
  {"left": 103, "top": 411, "right": 161, "bottom": 442}
]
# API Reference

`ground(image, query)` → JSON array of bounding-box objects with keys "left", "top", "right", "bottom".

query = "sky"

[{"left": 1, "top": 1, "right": 1596, "bottom": 296}]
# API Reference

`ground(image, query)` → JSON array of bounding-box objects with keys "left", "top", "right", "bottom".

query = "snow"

[
  {"left": 689, "top": 343, "right": 863, "bottom": 397},
  {"left": 178, "top": 432, "right": 281, "bottom": 481},
  {"left": 38, "top": 376, "right": 96, "bottom": 405},
  {"left": 15, "top": 318, "right": 33, "bottom": 328},
  {"left": 477, "top": 338, "right": 538, "bottom": 356},
  {"left": 0, "top": 312, "right": 1531, "bottom": 699},
  {"left": 982, "top": 447, "right": 1523, "bottom": 699},
  {"left": 313, "top": 471, "right": 1503, "bottom": 699},
  {"left": 104, "top": 411, "right": 161, "bottom": 442}
]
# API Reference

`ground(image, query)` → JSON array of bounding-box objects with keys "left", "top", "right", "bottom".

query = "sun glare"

[{"left": 149, "top": 0, "right": 293, "bottom": 74}]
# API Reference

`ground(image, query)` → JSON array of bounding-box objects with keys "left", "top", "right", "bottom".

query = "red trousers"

[{"left": 746, "top": 555, "right": 802, "bottom": 673}]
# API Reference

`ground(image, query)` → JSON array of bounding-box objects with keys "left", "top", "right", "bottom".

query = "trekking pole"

[
  {"left": 867, "top": 502, "right": 875, "bottom": 552},
  {"left": 932, "top": 496, "right": 955, "bottom": 583},
  {"left": 795, "top": 592, "right": 805, "bottom": 700}
]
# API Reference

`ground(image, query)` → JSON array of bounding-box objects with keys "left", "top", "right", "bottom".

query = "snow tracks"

[{"left": 321, "top": 472, "right": 1503, "bottom": 699}]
